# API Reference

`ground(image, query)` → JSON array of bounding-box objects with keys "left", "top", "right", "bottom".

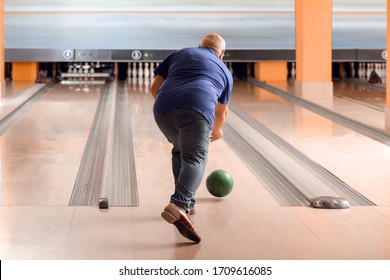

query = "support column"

[
  {"left": 386, "top": 0, "right": 390, "bottom": 132},
  {"left": 295, "top": 0, "right": 333, "bottom": 135},
  {"left": 1, "top": 0, "right": 5, "bottom": 96},
  {"left": 387, "top": 0, "right": 390, "bottom": 108},
  {"left": 254, "top": 62, "right": 287, "bottom": 82},
  {"left": 295, "top": 0, "right": 332, "bottom": 85}
]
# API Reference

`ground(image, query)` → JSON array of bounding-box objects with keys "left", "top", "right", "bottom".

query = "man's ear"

[{"left": 219, "top": 50, "right": 225, "bottom": 59}]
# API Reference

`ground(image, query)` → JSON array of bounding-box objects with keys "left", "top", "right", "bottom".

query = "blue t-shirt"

[{"left": 153, "top": 47, "right": 233, "bottom": 126}]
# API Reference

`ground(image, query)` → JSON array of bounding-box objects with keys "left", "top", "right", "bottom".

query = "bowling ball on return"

[{"left": 206, "top": 169, "right": 234, "bottom": 197}]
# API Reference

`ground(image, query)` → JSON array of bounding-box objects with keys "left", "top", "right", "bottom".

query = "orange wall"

[
  {"left": 254, "top": 62, "right": 287, "bottom": 82},
  {"left": 295, "top": 0, "right": 332, "bottom": 83},
  {"left": 12, "top": 62, "right": 39, "bottom": 82}
]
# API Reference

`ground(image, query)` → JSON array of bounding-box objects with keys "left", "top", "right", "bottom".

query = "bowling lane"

[
  {"left": 0, "top": 83, "right": 103, "bottom": 206},
  {"left": 333, "top": 80, "right": 385, "bottom": 110},
  {"left": 232, "top": 80, "right": 390, "bottom": 206},
  {"left": 266, "top": 80, "right": 388, "bottom": 133},
  {"left": 127, "top": 79, "right": 280, "bottom": 209}
]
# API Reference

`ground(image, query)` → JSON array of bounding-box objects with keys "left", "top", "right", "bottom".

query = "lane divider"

[
  {"left": 69, "top": 82, "right": 116, "bottom": 206},
  {"left": 70, "top": 81, "right": 139, "bottom": 207},
  {"left": 229, "top": 103, "right": 376, "bottom": 206}
]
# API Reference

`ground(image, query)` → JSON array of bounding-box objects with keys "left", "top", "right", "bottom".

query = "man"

[{"left": 150, "top": 33, "right": 233, "bottom": 243}]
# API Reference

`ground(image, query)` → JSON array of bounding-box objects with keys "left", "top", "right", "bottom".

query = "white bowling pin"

[
  {"left": 366, "top": 63, "right": 371, "bottom": 79},
  {"left": 132, "top": 63, "right": 137, "bottom": 78},
  {"left": 291, "top": 62, "right": 296, "bottom": 80},
  {"left": 144, "top": 62, "right": 150, "bottom": 78},
  {"left": 382, "top": 63, "right": 386, "bottom": 80},
  {"left": 358, "top": 63, "right": 364, "bottom": 79},
  {"left": 127, "top": 63, "right": 132, "bottom": 78},
  {"left": 150, "top": 62, "right": 155, "bottom": 78},
  {"left": 376, "top": 63, "right": 382, "bottom": 78},
  {"left": 138, "top": 63, "right": 144, "bottom": 78},
  {"left": 350, "top": 62, "right": 355, "bottom": 78}
]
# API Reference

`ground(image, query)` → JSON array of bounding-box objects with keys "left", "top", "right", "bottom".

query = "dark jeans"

[{"left": 155, "top": 108, "right": 211, "bottom": 211}]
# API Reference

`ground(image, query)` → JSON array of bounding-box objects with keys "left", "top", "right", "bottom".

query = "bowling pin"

[
  {"left": 127, "top": 63, "right": 132, "bottom": 78},
  {"left": 358, "top": 63, "right": 363, "bottom": 79},
  {"left": 376, "top": 63, "right": 382, "bottom": 78},
  {"left": 363, "top": 63, "right": 368, "bottom": 79},
  {"left": 84, "top": 63, "right": 90, "bottom": 74},
  {"left": 138, "top": 63, "right": 144, "bottom": 78},
  {"left": 144, "top": 62, "right": 150, "bottom": 78},
  {"left": 382, "top": 63, "right": 386, "bottom": 81},
  {"left": 132, "top": 63, "right": 137, "bottom": 78},
  {"left": 366, "top": 63, "right": 371, "bottom": 80},
  {"left": 150, "top": 62, "right": 155, "bottom": 78},
  {"left": 291, "top": 62, "right": 296, "bottom": 80}
]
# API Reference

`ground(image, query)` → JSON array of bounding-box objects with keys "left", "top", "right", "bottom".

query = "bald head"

[{"left": 199, "top": 33, "right": 226, "bottom": 58}]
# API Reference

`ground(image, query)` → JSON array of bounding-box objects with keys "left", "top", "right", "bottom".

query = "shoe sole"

[
  {"left": 161, "top": 209, "right": 178, "bottom": 224},
  {"left": 161, "top": 205, "right": 201, "bottom": 243}
]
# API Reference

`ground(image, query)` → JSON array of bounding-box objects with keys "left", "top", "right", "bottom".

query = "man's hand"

[
  {"left": 210, "top": 129, "right": 223, "bottom": 142},
  {"left": 210, "top": 103, "right": 228, "bottom": 142}
]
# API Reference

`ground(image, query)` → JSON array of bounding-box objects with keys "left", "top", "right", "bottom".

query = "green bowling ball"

[{"left": 206, "top": 169, "right": 234, "bottom": 197}]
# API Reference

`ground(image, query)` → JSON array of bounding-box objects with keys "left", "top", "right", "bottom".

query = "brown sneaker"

[{"left": 161, "top": 203, "right": 201, "bottom": 243}]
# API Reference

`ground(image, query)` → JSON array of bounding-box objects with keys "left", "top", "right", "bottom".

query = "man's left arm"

[{"left": 150, "top": 75, "right": 165, "bottom": 100}]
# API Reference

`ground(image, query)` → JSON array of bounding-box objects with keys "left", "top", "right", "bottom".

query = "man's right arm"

[{"left": 211, "top": 103, "right": 228, "bottom": 142}]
